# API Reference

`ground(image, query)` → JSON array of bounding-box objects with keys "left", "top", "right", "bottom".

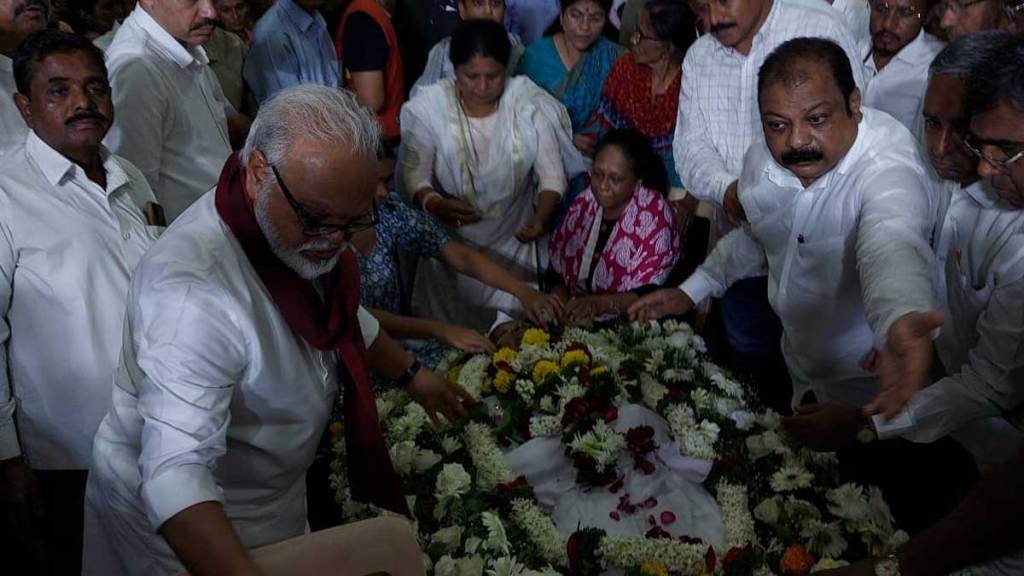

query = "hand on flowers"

[
  {"left": 436, "top": 323, "right": 496, "bottom": 354},
  {"left": 781, "top": 403, "right": 863, "bottom": 451},
  {"left": 520, "top": 289, "right": 563, "bottom": 328},
  {"left": 865, "top": 310, "right": 944, "bottom": 420},
  {"left": 431, "top": 197, "right": 482, "bottom": 229},
  {"left": 723, "top": 180, "right": 746, "bottom": 226},
  {"left": 406, "top": 367, "right": 475, "bottom": 426},
  {"left": 563, "top": 295, "right": 605, "bottom": 326},
  {"left": 627, "top": 288, "right": 694, "bottom": 323},
  {"left": 515, "top": 217, "right": 546, "bottom": 242}
]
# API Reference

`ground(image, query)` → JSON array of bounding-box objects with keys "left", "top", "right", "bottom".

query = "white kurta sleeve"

[
  {"left": 357, "top": 305, "right": 379, "bottom": 347},
  {"left": 679, "top": 225, "right": 769, "bottom": 304},
  {"left": 131, "top": 280, "right": 247, "bottom": 529},
  {"left": 673, "top": 55, "right": 737, "bottom": 206},
  {"left": 892, "top": 276, "right": 1024, "bottom": 442},
  {"left": 399, "top": 112, "right": 438, "bottom": 197},
  {"left": 105, "top": 58, "right": 169, "bottom": 198},
  {"left": 0, "top": 197, "right": 20, "bottom": 460},
  {"left": 533, "top": 110, "right": 567, "bottom": 195},
  {"left": 856, "top": 168, "right": 936, "bottom": 347}
]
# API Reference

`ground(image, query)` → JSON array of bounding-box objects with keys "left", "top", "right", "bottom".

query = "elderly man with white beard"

[{"left": 82, "top": 85, "right": 462, "bottom": 576}]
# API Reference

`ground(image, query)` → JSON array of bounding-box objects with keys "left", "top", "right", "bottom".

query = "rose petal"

[
  {"left": 609, "top": 478, "right": 624, "bottom": 493},
  {"left": 647, "top": 514, "right": 656, "bottom": 526},
  {"left": 643, "top": 497, "right": 658, "bottom": 509},
  {"left": 660, "top": 511, "right": 677, "bottom": 525},
  {"left": 609, "top": 511, "right": 620, "bottom": 521}
]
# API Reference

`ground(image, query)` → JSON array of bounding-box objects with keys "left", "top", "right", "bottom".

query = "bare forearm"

[
  {"left": 533, "top": 190, "right": 561, "bottom": 226},
  {"left": 161, "top": 501, "right": 263, "bottom": 576},
  {"left": 599, "top": 292, "right": 639, "bottom": 316},
  {"left": 440, "top": 242, "right": 531, "bottom": 301},
  {"left": 365, "top": 326, "right": 415, "bottom": 380},
  {"left": 370, "top": 308, "right": 444, "bottom": 342},
  {"left": 899, "top": 449, "right": 1024, "bottom": 576}
]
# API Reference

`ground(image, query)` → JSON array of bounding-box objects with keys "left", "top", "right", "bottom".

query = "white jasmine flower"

[
  {"left": 464, "top": 422, "right": 514, "bottom": 490},
  {"left": 515, "top": 379, "right": 535, "bottom": 402},
  {"left": 456, "top": 355, "right": 491, "bottom": 399},
  {"left": 538, "top": 395, "right": 556, "bottom": 414},
  {"left": 528, "top": 415, "right": 561, "bottom": 437},
  {"left": 770, "top": 464, "right": 814, "bottom": 492}
]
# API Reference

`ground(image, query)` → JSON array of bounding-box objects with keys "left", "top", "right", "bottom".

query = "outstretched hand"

[
  {"left": 865, "top": 310, "right": 944, "bottom": 420},
  {"left": 406, "top": 367, "right": 475, "bottom": 426},
  {"left": 520, "top": 290, "right": 563, "bottom": 328},
  {"left": 627, "top": 288, "right": 694, "bottom": 323}
]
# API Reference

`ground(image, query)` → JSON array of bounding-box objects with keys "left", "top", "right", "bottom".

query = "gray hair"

[
  {"left": 929, "top": 30, "right": 1017, "bottom": 79},
  {"left": 240, "top": 85, "right": 380, "bottom": 168}
]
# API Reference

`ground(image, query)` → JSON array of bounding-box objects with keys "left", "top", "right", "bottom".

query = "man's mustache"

[
  {"left": 709, "top": 21, "right": 736, "bottom": 34},
  {"left": 65, "top": 110, "right": 109, "bottom": 126},
  {"left": 189, "top": 18, "right": 218, "bottom": 31},
  {"left": 781, "top": 148, "right": 824, "bottom": 165},
  {"left": 14, "top": 0, "right": 47, "bottom": 17}
]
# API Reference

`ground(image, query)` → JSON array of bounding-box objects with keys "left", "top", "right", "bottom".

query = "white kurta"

[
  {"left": 400, "top": 76, "right": 584, "bottom": 332},
  {"left": 0, "top": 55, "right": 28, "bottom": 157},
  {"left": 0, "top": 133, "right": 160, "bottom": 468},
  {"left": 105, "top": 6, "right": 232, "bottom": 222},
  {"left": 82, "top": 192, "right": 380, "bottom": 576},
  {"left": 679, "top": 109, "right": 936, "bottom": 408},
  {"left": 863, "top": 30, "right": 945, "bottom": 132},
  {"left": 881, "top": 182, "right": 1024, "bottom": 467}
]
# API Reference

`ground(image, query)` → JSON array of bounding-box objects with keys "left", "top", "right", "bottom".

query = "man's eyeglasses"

[
  {"left": 869, "top": 0, "right": 922, "bottom": 19},
  {"left": 270, "top": 164, "right": 379, "bottom": 239},
  {"left": 962, "top": 133, "right": 1024, "bottom": 171}
]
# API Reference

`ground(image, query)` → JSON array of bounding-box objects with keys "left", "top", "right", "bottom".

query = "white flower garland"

[
  {"left": 599, "top": 536, "right": 706, "bottom": 573},
  {"left": 716, "top": 482, "right": 757, "bottom": 550},
  {"left": 464, "top": 422, "right": 514, "bottom": 491},
  {"left": 509, "top": 499, "right": 568, "bottom": 565}
]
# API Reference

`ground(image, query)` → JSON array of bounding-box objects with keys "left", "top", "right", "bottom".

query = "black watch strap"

[{"left": 396, "top": 359, "right": 422, "bottom": 388}]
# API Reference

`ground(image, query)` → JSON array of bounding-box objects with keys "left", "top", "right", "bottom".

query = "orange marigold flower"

[{"left": 780, "top": 544, "right": 815, "bottom": 575}]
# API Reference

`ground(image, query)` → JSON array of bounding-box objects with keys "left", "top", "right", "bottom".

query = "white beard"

[{"left": 254, "top": 185, "right": 343, "bottom": 280}]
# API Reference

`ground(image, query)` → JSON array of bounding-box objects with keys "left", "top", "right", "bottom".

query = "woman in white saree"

[{"left": 401, "top": 18, "right": 586, "bottom": 332}]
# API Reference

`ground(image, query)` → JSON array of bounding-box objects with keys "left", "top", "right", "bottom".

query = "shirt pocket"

[{"left": 790, "top": 235, "right": 849, "bottom": 304}]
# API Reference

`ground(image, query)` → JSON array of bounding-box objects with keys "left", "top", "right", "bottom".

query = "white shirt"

[
  {"left": 882, "top": 183, "right": 1024, "bottom": 451},
  {"left": 105, "top": 6, "right": 232, "bottom": 222},
  {"left": 0, "top": 132, "right": 160, "bottom": 469},
  {"left": 83, "top": 192, "right": 379, "bottom": 575},
  {"left": 0, "top": 55, "right": 28, "bottom": 157},
  {"left": 830, "top": 0, "right": 872, "bottom": 58},
  {"left": 679, "top": 109, "right": 936, "bottom": 407},
  {"left": 863, "top": 31, "right": 945, "bottom": 132},
  {"left": 673, "top": 0, "right": 867, "bottom": 209}
]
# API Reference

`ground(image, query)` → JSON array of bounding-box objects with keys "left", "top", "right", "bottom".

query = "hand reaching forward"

[
  {"left": 627, "top": 288, "right": 694, "bottom": 323},
  {"left": 436, "top": 323, "right": 496, "bottom": 355},
  {"left": 406, "top": 367, "right": 475, "bottom": 426},
  {"left": 865, "top": 310, "right": 944, "bottom": 420},
  {"left": 520, "top": 290, "right": 563, "bottom": 328}
]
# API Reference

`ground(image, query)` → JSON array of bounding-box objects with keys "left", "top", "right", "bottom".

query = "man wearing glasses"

[
  {"left": 83, "top": 85, "right": 462, "bottom": 575},
  {"left": 862, "top": 0, "right": 944, "bottom": 131}
]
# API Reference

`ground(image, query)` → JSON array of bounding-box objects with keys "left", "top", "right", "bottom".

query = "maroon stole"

[{"left": 214, "top": 153, "right": 408, "bottom": 517}]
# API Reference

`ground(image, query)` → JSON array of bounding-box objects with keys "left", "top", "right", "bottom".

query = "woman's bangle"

[{"left": 420, "top": 191, "right": 442, "bottom": 213}]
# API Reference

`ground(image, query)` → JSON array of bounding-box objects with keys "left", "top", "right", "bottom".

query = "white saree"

[{"left": 400, "top": 76, "right": 586, "bottom": 332}]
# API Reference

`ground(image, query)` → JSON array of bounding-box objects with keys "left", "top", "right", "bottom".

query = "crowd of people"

[{"left": 0, "top": 0, "right": 1022, "bottom": 573}]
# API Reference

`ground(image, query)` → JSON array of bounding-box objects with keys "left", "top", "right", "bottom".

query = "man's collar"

[
  {"left": 26, "top": 131, "right": 128, "bottom": 195},
  {"left": 131, "top": 6, "right": 209, "bottom": 68},
  {"left": 280, "top": 0, "right": 319, "bottom": 32},
  {"left": 868, "top": 30, "right": 937, "bottom": 72},
  {"left": 962, "top": 179, "right": 1000, "bottom": 208},
  {"left": 713, "top": 0, "right": 780, "bottom": 57}
]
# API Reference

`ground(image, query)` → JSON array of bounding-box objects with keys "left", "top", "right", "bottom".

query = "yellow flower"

[
  {"left": 561, "top": 349, "right": 591, "bottom": 368},
  {"left": 492, "top": 347, "right": 517, "bottom": 368},
  {"left": 521, "top": 328, "right": 550, "bottom": 347},
  {"left": 482, "top": 377, "right": 494, "bottom": 393},
  {"left": 447, "top": 364, "right": 462, "bottom": 384},
  {"left": 494, "top": 370, "right": 514, "bottom": 394},
  {"left": 532, "top": 360, "right": 560, "bottom": 384},
  {"left": 328, "top": 421, "right": 344, "bottom": 441},
  {"left": 590, "top": 365, "right": 609, "bottom": 377},
  {"left": 639, "top": 563, "right": 668, "bottom": 576}
]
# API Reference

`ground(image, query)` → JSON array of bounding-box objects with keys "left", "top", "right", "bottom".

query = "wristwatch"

[
  {"left": 396, "top": 359, "right": 422, "bottom": 388},
  {"left": 856, "top": 413, "right": 878, "bottom": 444},
  {"left": 874, "top": 554, "right": 902, "bottom": 576}
]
